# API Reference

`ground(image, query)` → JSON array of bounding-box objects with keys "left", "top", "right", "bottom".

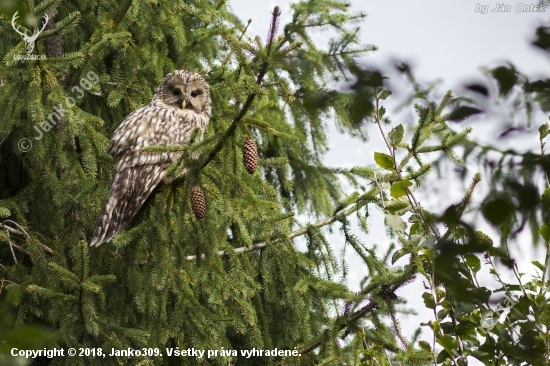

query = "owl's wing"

[
  {"left": 90, "top": 164, "right": 167, "bottom": 246},
  {"left": 109, "top": 105, "right": 178, "bottom": 170},
  {"left": 90, "top": 106, "right": 177, "bottom": 247}
]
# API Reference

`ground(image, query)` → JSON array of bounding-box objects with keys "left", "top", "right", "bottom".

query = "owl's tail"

[{"left": 90, "top": 164, "right": 166, "bottom": 247}]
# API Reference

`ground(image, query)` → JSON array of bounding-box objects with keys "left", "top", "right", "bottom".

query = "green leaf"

[
  {"left": 390, "top": 179, "right": 412, "bottom": 198},
  {"left": 542, "top": 187, "right": 550, "bottom": 207},
  {"left": 471, "top": 350, "right": 491, "bottom": 364},
  {"left": 385, "top": 197, "right": 410, "bottom": 213},
  {"left": 509, "top": 296, "right": 530, "bottom": 323},
  {"left": 418, "top": 340, "right": 431, "bottom": 352},
  {"left": 374, "top": 152, "right": 394, "bottom": 170},
  {"left": 540, "top": 224, "right": 550, "bottom": 241},
  {"left": 384, "top": 214, "right": 406, "bottom": 232},
  {"left": 391, "top": 248, "right": 407, "bottom": 264},
  {"left": 489, "top": 248, "right": 514, "bottom": 270},
  {"left": 408, "top": 214, "right": 422, "bottom": 223},
  {"left": 527, "top": 80, "right": 550, "bottom": 111},
  {"left": 464, "top": 253, "right": 481, "bottom": 273},
  {"left": 482, "top": 197, "right": 514, "bottom": 226},
  {"left": 454, "top": 320, "right": 477, "bottom": 336},
  {"left": 422, "top": 292, "right": 436, "bottom": 309},
  {"left": 436, "top": 334, "right": 459, "bottom": 355},
  {"left": 436, "top": 349, "right": 452, "bottom": 364},
  {"left": 533, "top": 26, "right": 550, "bottom": 52},
  {"left": 379, "top": 90, "right": 392, "bottom": 100},
  {"left": 532, "top": 260, "right": 545, "bottom": 272},
  {"left": 540, "top": 122, "right": 549, "bottom": 140},
  {"left": 390, "top": 124, "right": 404, "bottom": 146},
  {"left": 491, "top": 65, "right": 518, "bottom": 97},
  {"left": 540, "top": 303, "right": 550, "bottom": 327},
  {"left": 409, "top": 223, "right": 420, "bottom": 235},
  {"left": 447, "top": 106, "right": 483, "bottom": 123}
]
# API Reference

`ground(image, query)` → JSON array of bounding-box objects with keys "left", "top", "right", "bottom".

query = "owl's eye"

[
  {"left": 190, "top": 90, "right": 200, "bottom": 98},
  {"left": 173, "top": 88, "right": 182, "bottom": 96}
]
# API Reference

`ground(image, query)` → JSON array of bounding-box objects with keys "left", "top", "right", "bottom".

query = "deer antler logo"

[{"left": 11, "top": 11, "right": 49, "bottom": 54}]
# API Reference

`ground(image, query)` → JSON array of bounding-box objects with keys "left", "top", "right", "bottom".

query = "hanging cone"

[
  {"left": 243, "top": 138, "right": 258, "bottom": 174},
  {"left": 191, "top": 185, "right": 206, "bottom": 219}
]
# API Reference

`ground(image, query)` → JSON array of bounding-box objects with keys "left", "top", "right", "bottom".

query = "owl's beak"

[{"left": 181, "top": 100, "right": 186, "bottom": 109}]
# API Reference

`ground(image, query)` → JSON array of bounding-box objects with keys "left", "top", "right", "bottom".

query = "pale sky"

[{"left": 230, "top": 2, "right": 549, "bottom": 364}]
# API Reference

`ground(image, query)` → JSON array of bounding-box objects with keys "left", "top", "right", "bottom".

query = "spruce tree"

[
  {"left": 0, "top": 0, "right": 429, "bottom": 364},
  {"left": 7, "top": 0, "right": 539, "bottom": 365}
]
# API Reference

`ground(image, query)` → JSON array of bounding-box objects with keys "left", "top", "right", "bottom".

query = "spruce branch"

[
  {"left": 186, "top": 197, "right": 370, "bottom": 260},
  {"left": 297, "top": 329, "right": 330, "bottom": 354},
  {"left": 388, "top": 303, "right": 408, "bottom": 348},
  {"left": 265, "top": 6, "right": 281, "bottom": 57},
  {"left": 37, "top": 11, "right": 81, "bottom": 43},
  {"left": 297, "top": 279, "right": 411, "bottom": 356},
  {"left": 218, "top": 19, "right": 251, "bottom": 70},
  {"left": 200, "top": 7, "right": 281, "bottom": 170}
]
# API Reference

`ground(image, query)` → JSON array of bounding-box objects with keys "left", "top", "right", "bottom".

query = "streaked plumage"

[{"left": 90, "top": 70, "right": 211, "bottom": 247}]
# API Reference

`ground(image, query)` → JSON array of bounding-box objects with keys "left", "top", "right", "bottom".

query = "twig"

[
  {"left": 374, "top": 91, "right": 457, "bottom": 365},
  {"left": 296, "top": 280, "right": 410, "bottom": 356},
  {"left": 186, "top": 199, "right": 369, "bottom": 260},
  {"left": 0, "top": 222, "right": 55, "bottom": 254},
  {"left": 374, "top": 95, "right": 439, "bottom": 239},
  {"left": 6, "top": 230, "right": 17, "bottom": 264},
  {"left": 0, "top": 222, "right": 26, "bottom": 237},
  {"left": 1, "top": 220, "right": 30, "bottom": 238},
  {"left": 372, "top": 171, "right": 386, "bottom": 209},
  {"left": 2, "top": 229, "right": 30, "bottom": 256}
]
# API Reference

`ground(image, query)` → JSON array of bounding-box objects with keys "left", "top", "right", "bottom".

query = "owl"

[{"left": 90, "top": 70, "right": 211, "bottom": 247}]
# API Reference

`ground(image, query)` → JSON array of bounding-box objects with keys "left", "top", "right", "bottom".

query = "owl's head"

[{"left": 154, "top": 70, "right": 211, "bottom": 117}]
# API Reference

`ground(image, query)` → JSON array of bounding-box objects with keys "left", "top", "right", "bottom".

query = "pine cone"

[
  {"left": 191, "top": 186, "right": 206, "bottom": 219},
  {"left": 243, "top": 138, "right": 258, "bottom": 174}
]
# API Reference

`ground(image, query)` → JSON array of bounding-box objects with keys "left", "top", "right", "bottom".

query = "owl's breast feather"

[{"left": 109, "top": 106, "right": 208, "bottom": 171}]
